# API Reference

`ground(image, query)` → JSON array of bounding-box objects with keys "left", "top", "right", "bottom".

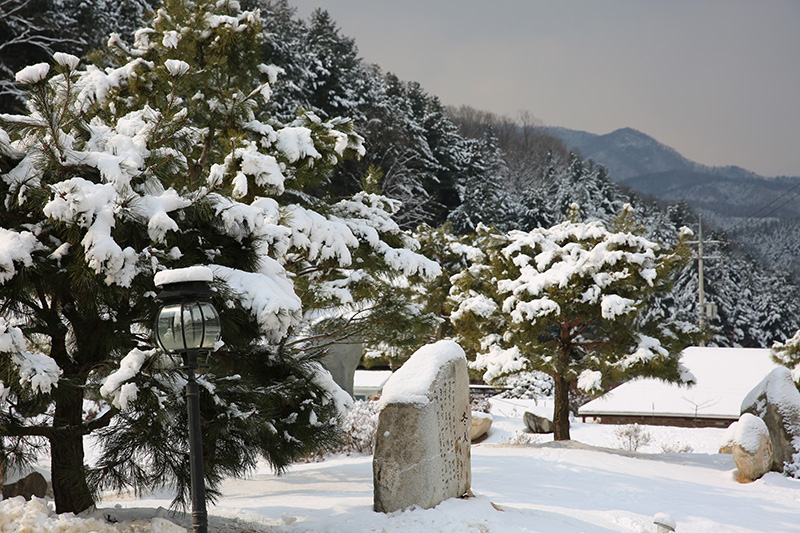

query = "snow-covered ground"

[{"left": 4, "top": 397, "right": 800, "bottom": 532}]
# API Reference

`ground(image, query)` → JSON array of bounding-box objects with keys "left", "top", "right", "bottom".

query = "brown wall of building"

[{"left": 580, "top": 414, "right": 734, "bottom": 429}]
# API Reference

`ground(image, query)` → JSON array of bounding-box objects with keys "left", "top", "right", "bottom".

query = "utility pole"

[
  {"left": 698, "top": 214, "right": 705, "bottom": 336},
  {"left": 693, "top": 214, "right": 719, "bottom": 346}
]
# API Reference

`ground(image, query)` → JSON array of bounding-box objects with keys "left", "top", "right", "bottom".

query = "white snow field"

[{"left": 3, "top": 398, "right": 800, "bottom": 532}]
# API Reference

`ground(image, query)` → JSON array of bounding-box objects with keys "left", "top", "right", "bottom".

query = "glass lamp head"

[{"left": 154, "top": 273, "right": 221, "bottom": 354}]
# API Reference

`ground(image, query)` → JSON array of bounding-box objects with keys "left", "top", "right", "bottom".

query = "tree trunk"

[
  {"left": 50, "top": 385, "right": 94, "bottom": 514},
  {"left": 553, "top": 374, "right": 571, "bottom": 441}
]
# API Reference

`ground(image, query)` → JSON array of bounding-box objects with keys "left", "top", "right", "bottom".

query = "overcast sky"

[{"left": 288, "top": 0, "right": 800, "bottom": 177}]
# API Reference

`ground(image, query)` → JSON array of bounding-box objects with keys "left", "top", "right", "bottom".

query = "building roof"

[{"left": 578, "top": 347, "right": 780, "bottom": 420}]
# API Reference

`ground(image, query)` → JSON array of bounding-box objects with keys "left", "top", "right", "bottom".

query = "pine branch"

[
  {"left": 82, "top": 407, "right": 119, "bottom": 434},
  {"left": 1, "top": 422, "right": 56, "bottom": 439},
  {"left": 284, "top": 309, "right": 370, "bottom": 348}
]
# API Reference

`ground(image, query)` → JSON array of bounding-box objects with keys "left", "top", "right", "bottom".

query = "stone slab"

[{"left": 373, "top": 340, "right": 471, "bottom": 512}]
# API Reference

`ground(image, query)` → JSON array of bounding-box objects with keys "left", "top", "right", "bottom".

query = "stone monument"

[
  {"left": 373, "top": 340, "right": 471, "bottom": 513},
  {"left": 319, "top": 339, "right": 363, "bottom": 397}
]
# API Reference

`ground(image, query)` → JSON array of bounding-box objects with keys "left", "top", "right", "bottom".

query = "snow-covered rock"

[
  {"left": 741, "top": 366, "right": 800, "bottom": 475},
  {"left": 524, "top": 411, "right": 554, "bottom": 434},
  {"left": 729, "top": 413, "right": 773, "bottom": 483},
  {"left": 470, "top": 411, "right": 492, "bottom": 441}
]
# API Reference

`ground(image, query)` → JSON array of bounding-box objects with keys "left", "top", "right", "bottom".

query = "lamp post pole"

[
  {"left": 184, "top": 350, "right": 207, "bottom": 533},
  {"left": 153, "top": 266, "right": 221, "bottom": 533}
]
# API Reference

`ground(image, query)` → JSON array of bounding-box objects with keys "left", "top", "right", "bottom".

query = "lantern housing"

[{"left": 154, "top": 269, "right": 221, "bottom": 354}]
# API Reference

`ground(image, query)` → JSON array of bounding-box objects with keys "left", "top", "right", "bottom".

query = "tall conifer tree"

[
  {"left": 449, "top": 206, "right": 697, "bottom": 439},
  {"left": 0, "top": 0, "right": 438, "bottom": 513}
]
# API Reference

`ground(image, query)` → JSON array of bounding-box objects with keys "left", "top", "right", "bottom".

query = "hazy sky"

[{"left": 288, "top": 0, "right": 800, "bottom": 177}]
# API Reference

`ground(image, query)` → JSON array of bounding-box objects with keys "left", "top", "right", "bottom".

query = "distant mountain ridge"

[{"left": 546, "top": 126, "right": 763, "bottom": 182}]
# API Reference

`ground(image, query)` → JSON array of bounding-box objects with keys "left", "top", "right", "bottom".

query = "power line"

[
  {"left": 752, "top": 189, "right": 800, "bottom": 222},
  {"left": 724, "top": 179, "right": 800, "bottom": 234}
]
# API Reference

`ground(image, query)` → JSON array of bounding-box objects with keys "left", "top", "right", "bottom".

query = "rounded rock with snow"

[{"left": 730, "top": 412, "right": 773, "bottom": 483}]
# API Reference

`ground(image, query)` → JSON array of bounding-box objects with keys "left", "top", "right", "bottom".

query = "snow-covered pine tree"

[
  {"left": 772, "top": 329, "right": 800, "bottom": 381},
  {"left": 0, "top": 0, "right": 439, "bottom": 514},
  {"left": 495, "top": 147, "right": 800, "bottom": 348},
  {"left": 0, "top": 0, "right": 153, "bottom": 112},
  {"left": 303, "top": 9, "right": 370, "bottom": 121},
  {"left": 449, "top": 206, "right": 697, "bottom": 440},
  {"left": 448, "top": 129, "right": 516, "bottom": 234}
]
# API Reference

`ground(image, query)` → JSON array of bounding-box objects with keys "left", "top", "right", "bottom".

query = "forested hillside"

[
  {"left": 0, "top": 0, "right": 155, "bottom": 111},
  {"left": 253, "top": 1, "right": 800, "bottom": 349},
  {"left": 1, "top": 0, "right": 797, "bottom": 353},
  {"left": 730, "top": 218, "right": 800, "bottom": 277}
]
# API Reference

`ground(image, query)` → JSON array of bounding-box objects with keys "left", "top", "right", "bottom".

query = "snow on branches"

[
  {"left": 99, "top": 347, "right": 151, "bottom": 410},
  {"left": 449, "top": 212, "right": 694, "bottom": 440},
  {"left": 0, "top": 0, "right": 435, "bottom": 339},
  {"left": 0, "top": 318, "right": 62, "bottom": 397},
  {"left": 0, "top": 227, "right": 40, "bottom": 282},
  {"left": 451, "top": 212, "right": 694, "bottom": 390}
]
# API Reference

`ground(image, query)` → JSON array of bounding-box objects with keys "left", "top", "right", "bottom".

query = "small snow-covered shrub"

[
  {"left": 338, "top": 400, "right": 380, "bottom": 455},
  {"left": 660, "top": 441, "right": 694, "bottom": 453},
  {"left": 471, "top": 397, "right": 492, "bottom": 414},
  {"left": 502, "top": 432, "right": 542, "bottom": 446},
  {"left": 296, "top": 399, "right": 380, "bottom": 462},
  {"left": 784, "top": 437, "right": 800, "bottom": 478},
  {"left": 498, "top": 371, "right": 554, "bottom": 399},
  {"left": 615, "top": 424, "right": 652, "bottom": 452}
]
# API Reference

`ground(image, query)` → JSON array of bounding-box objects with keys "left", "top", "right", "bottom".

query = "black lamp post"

[{"left": 154, "top": 267, "right": 221, "bottom": 533}]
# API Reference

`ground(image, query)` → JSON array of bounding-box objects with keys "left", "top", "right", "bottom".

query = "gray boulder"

[
  {"left": 2, "top": 471, "right": 49, "bottom": 500},
  {"left": 524, "top": 411, "right": 554, "bottom": 434},
  {"left": 741, "top": 367, "right": 800, "bottom": 473},
  {"left": 320, "top": 339, "right": 363, "bottom": 397}
]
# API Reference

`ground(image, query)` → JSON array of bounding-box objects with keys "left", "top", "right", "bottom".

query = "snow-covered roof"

[{"left": 579, "top": 347, "right": 780, "bottom": 419}]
